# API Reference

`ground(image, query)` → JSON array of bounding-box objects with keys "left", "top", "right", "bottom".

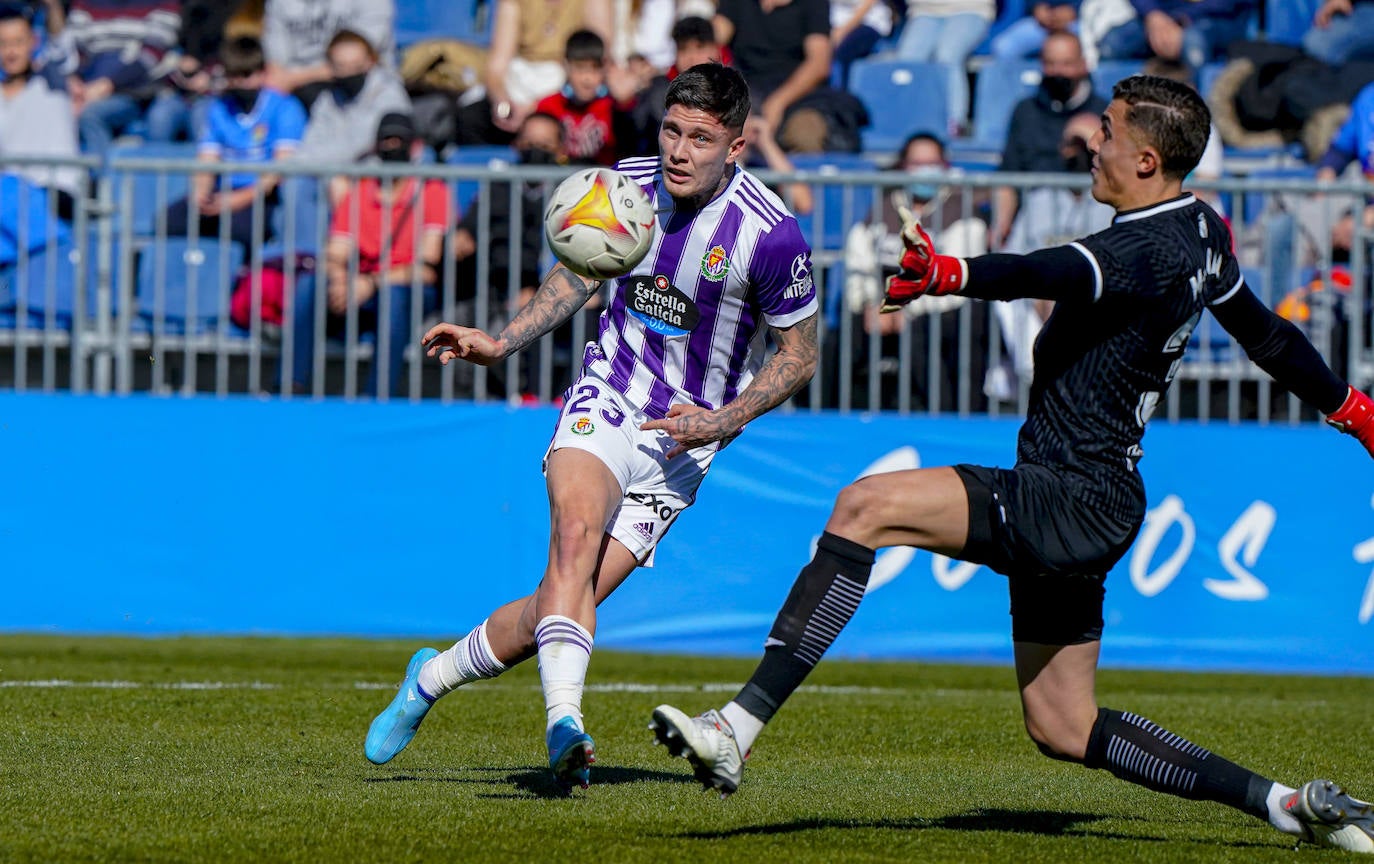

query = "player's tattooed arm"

[
  {"left": 642, "top": 312, "right": 819, "bottom": 457},
  {"left": 423, "top": 264, "right": 600, "bottom": 366},
  {"left": 495, "top": 264, "right": 602, "bottom": 358}
]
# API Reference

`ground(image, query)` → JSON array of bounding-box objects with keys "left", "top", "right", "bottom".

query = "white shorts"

[{"left": 543, "top": 371, "right": 716, "bottom": 565}]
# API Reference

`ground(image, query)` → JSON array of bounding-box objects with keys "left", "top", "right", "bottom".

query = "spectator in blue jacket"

[
  {"left": 164, "top": 35, "right": 306, "bottom": 249},
  {"left": 990, "top": 1, "right": 1079, "bottom": 60},
  {"left": 1095, "top": 0, "right": 1253, "bottom": 71},
  {"left": 1303, "top": 0, "right": 1374, "bottom": 67}
]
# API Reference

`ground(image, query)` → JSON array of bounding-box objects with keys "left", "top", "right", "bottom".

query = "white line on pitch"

[{"left": 0, "top": 679, "right": 904, "bottom": 695}]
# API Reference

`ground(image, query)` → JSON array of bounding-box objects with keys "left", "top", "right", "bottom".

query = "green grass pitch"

[{"left": 2, "top": 634, "right": 1371, "bottom": 863}]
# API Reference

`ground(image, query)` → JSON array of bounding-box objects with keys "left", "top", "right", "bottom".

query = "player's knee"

[
  {"left": 549, "top": 513, "right": 601, "bottom": 571},
  {"left": 829, "top": 478, "right": 888, "bottom": 536}
]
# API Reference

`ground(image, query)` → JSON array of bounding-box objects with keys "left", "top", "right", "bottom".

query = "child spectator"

[
  {"left": 288, "top": 112, "right": 450, "bottom": 398},
  {"left": 165, "top": 35, "right": 305, "bottom": 249},
  {"left": 534, "top": 29, "right": 634, "bottom": 165}
]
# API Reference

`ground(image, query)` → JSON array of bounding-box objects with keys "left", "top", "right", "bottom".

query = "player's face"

[
  {"left": 658, "top": 103, "right": 745, "bottom": 208},
  {"left": 1087, "top": 100, "right": 1145, "bottom": 209},
  {"left": 0, "top": 19, "right": 35, "bottom": 79}
]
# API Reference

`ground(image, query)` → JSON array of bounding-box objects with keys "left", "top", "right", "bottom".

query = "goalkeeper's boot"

[
  {"left": 649, "top": 705, "right": 745, "bottom": 797},
  {"left": 365, "top": 647, "right": 438, "bottom": 765},
  {"left": 547, "top": 715, "right": 595, "bottom": 789},
  {"left": 1286, "top": 779, "right": 1374, "bottom": 853}
]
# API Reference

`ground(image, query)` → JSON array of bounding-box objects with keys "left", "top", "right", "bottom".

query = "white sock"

[
  {"left": 535, "top": 615, "right": 593, "bottom": 730},
  {"left": 417, "top": 621, "right": 508, "bottom": 699},
  {"left": 721, "top": 701, "right": 765, "bottom": 755},
  {"left": 1266, "top": 782, "right": 1303, "bottom": 836}
]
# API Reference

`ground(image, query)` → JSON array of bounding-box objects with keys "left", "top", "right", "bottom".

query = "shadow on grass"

[
  {"left": 677, "top": 808, "right": 1278, "bottom": 848},
  {"left": 364, "top": 765, "right": 696, "bottom": 799}
]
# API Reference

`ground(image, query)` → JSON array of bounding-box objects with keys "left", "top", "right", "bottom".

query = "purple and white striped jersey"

[{"left": 582, "top": 155, "right": 819, "bottom": 420}]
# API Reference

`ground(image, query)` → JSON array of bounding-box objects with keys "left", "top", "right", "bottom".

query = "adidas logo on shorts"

[{"left": 632, "top": 521, "right": 655, "bottom": 542}]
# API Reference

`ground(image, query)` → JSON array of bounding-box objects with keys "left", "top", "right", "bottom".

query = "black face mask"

[
  {"left": 519, "top": 147, "right": 557, "bottom": 165},
  {"left": 1041, "top": 74, "right": 1077, "bottom": 104},
  {"left": 226, "top": 87, "right": 259, "bottom": 113},
  {"left": 1063, "top": 140, "right": 1093, "bottom": 174},
  {"left": 332, "top": 71, "right": 368, "bottom": 102},
  {"left": 377, "top": 143, "right": 411, "bottom": 163}
]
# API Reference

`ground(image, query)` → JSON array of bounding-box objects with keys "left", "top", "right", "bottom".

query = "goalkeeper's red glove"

[
  {"left": 881, "top": 206, "right": 967, "bottom": 312},
  {"left": 1327, "top": 386, "right": 1374, "bottom": 457}
]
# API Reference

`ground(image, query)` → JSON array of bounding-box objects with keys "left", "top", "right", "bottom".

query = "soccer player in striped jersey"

[
  {"left": 650, "top": 74, "right": 1374, "bottom": 852},
  {"left": 363, "top": 63, "right": 820, "bottom": 789}
]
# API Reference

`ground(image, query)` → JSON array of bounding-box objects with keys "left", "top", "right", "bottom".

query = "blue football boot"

[
  {"left": 546, "top": 715, "right": 595, "bottom": 789},
  {"left": 365, "top": 647, "right": 439, "bottom": 764}
]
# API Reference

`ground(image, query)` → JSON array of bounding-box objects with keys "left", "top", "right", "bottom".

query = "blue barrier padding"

[{"left": 2, "top": 393, "right": 1370, "bottom": 675}]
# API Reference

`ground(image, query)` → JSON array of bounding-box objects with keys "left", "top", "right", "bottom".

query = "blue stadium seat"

[
  {"left": 107, "top": 142, "right": 197, "bottom": 237},
  {"left": 136, "top": 237, "right": 244, "bottom": 333},
  {"left": 790, "top": 152, "right": 879, "bottom": 251},
  {"left": 1091, "top": 60, "right": 1146, "bottom": 96},
  {"left": 0, "top": 237, "right": 121, "bottom": 328},
  {"left": 1265, "top": 0, "right": 1318, "bottom": 45},
  {"left": 970, "top": 58, "right": 1040, "bottom": 150},
  {"left": 445, "top": 145, "right": 517, "bottom": 214},
  {"left": 850, "top": 60, "right": 949, "bottom": 154}
]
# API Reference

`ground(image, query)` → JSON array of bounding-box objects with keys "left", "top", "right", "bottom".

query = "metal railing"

[{"left": 0, "top": 154, "right": 1367, "bottom": 423}]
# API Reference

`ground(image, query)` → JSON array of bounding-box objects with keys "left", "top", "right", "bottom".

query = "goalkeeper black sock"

[
  {"left": 732, "top": 531, "right": 876, "bottom": 725},
  {"left": 1084, "top": 708, "right": 1272, "bottom": 820}
]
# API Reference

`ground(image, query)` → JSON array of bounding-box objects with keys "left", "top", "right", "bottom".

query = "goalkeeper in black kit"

[{"left": 649, "top": 74, "right": 1374, "bottom": 852}]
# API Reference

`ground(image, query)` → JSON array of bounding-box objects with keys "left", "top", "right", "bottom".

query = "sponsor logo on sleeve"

[
  {"left": 627, "top": 275, "right": 701, "bottom": 336},
  {"left": 783, "top": 253, "right": 813, "bottom": 300},
  {"left": 700, "top": 245, "right": 731, "bottom": 282}
]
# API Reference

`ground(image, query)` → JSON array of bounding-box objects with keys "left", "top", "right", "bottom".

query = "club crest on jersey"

[
  {"left": 628, "top": 275, "right": 700, "bottom": 336},
  {"left": 569, "top": 417, "right": 595, "bottom": 435},
  {"left": 700, "top": 245, "right": 730, "bottom": 282}
]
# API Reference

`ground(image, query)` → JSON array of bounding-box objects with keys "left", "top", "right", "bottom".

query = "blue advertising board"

[{"left": 2, "top": 393, "right": 1370, "bottom": 674}]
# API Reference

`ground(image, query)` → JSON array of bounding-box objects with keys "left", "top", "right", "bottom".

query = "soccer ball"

[{"left": 544, "top": 167, "right": 655, "bottom": 280}]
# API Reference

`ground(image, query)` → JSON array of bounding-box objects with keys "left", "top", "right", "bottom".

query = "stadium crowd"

[{"left": 0, "top": 0, "right": 1370, "bottom": 403}]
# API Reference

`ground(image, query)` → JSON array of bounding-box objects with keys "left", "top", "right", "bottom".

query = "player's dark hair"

[
  {"left": 327, "top": 28, "right": 377, "bottom": 61},
  {"left": 1112, "top": 74, "right": 1210, "bottom": 180},
  {"left": 564, "top": 29, "right": 605, "bottom": 64},
  {"left": 664, "top": 63, "right": 750, "bottom": 134},
  {"left": 220, "top": 35, "right": 266, "bottom": 78},
  {"left": 671, "top": 16, "right": 715, "bottom": 47}
]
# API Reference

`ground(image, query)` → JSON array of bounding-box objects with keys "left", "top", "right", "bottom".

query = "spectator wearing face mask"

[
  {"left": 287, "top": 111, "right": 451, "bottom": 399},
  {"left": 165, "top": 35, "right": 306, "bottom": 249},
  {"left": 292, "top": 28, "right": 409, "bottom": 210},
  {"left": 262, "top": 0, "right": 395, "bottom": 113},
  {"left": 991, "top": 31, "right": 1105, "bottom": 249},
  {"left": 836, "top": 131, "right": 989, "bottom": 411},
  {"left": 293, "top": 28, "right": 409, "bottom": 199}
]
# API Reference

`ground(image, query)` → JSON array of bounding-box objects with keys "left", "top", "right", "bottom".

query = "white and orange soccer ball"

[{"left": 544, "top": 167, "right": 655, "bottom": 280}]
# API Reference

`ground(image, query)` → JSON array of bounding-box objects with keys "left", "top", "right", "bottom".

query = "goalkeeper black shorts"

[{"left": 953, "top": 462, "right": 1142, "bottom": 646}]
